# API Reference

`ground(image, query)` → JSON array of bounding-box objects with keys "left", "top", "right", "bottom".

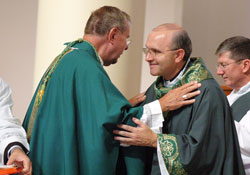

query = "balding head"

[
  {"left": 151, "top": 23, "right": 192, "bottom": 61},
  {"left": 153, "top": 23, "right": 183, "bottom": 32}
]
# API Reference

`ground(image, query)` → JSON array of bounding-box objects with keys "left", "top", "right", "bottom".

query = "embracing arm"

[
  {"left": 158, "top": 81, "right": 201, "bottom": 112},
  {"left": 113, "top": 117, "right": 158, "bottom": 147},
  {"left": 114, "top": 81, "right": 202, "bottom": 145}
]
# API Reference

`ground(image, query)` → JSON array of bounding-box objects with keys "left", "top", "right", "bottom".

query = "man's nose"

[
  {"left": 216, "top": 67, "right": 224, "bottom": 75},
  {"left": 145, "top": 53, "right": 153, "bottom": 62}
]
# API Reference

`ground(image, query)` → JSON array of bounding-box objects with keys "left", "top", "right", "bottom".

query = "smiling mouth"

[{"left": 149, "top": 62, "right": 158, "bottom": 66}]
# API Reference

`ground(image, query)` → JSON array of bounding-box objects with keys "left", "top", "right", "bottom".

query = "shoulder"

[
  {"left": 56, "top": 48, "right": 107, "bottom": 79},
  {"left": 197, "top": 78, "right": 228, "bottom": 105},
  {"left": 199, "top": 79, "right": 223, "bottom": 93}
]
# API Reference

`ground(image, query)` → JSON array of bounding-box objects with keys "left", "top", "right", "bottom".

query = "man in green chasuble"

[
  {"left": 22, "top": 7, "right": 201, "bottom": 175},
  {"left": 114, "top": 23, "right": 245, "bottom": 175}
]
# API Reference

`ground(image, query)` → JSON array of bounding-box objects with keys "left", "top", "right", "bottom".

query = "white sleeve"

[
  {"left": 157, "top": 140, "right": 169, "bottom": 175},
  {"left": 0, "top": 78, "right": 29, "bottom": 165},
  {"left": 234, "top": 110, "right": 250, "bottom": 157},
  {"left": 141, "top": 100, "right": 164, "bottom": 134}
]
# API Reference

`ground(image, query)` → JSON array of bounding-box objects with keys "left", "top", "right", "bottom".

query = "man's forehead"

[
  {"left": 149, "top": 30, "right": 173, "bottom": 41},
  {"left": 218, "top": 51, "right": 233, "bottom": 61}
]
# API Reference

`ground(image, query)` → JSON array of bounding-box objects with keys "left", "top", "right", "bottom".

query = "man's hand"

[
  {"left": 159, "top": 81, "right": 201, "bottom": 112},
  {"left": 113, "top": 117, "right": 158, "bottom": 148},
  {"left": 7, "top": 148, "right": 32, "bottom": 175},
  {"left": 129, "top": 92, "right": 146, "bottom": 107}
]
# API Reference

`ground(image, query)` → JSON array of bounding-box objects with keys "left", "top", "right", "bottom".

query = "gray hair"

[
  {"left": 215, "top": 36, "right": 250, "bottom": 61},
  {"left": 171, "top": 30, "right": 192, "bottom": 61},
  {"left": 84, "top": 6, "right": 131, "bottom": 36}
]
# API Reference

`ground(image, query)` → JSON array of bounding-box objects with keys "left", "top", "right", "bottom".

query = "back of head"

[
  {"left": 172, "top": 29, "right": 192, "bottom": 61},
  {"left": 84, "top": 6, "right": 131, "bottom": 36},
  {"left": 215, "top": 36, "right": 250, "bottom": 61}
]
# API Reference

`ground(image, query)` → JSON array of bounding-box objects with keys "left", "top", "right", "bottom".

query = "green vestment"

[
  {"left": 23, "top": 40, "right": 145, "bottom": 175},
  {"left": 231, "top": 91, "right": 250, "bottom": 122},
  {"left": 140, "top": 58, "right": 245, "bottom": 175}
]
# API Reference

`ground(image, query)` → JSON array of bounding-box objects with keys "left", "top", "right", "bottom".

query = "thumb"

[
  {"left": 7, "top": 157, "right": 14, "bottom": 165},
  {"left": 21, "top": 160, "right": 29, "bottom": 172}
]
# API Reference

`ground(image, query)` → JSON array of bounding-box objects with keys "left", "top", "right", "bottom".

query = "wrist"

[
  {"left": 9, "top": 146, "right": 23, "bottom": 157},
  {"left": 159, "top": 98, "right": 169, "bottom": 112}
]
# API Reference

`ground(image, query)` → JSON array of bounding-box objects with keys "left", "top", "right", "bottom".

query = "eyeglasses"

[
  {"left": 216, "top": 60, "right": 243, "bottom": 70},
  {"left": 116, "top": 27, "right": 131, "bottom": 46},
  {"left": 142, "top": 47, "right": 178, "bottom": 57},
  {"left": 126, "top": 39, "right": 131, "bottom": 46}
]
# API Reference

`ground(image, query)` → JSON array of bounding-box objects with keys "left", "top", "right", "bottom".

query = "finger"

[
  {"left": 136, "top": 95, "right": 146, "bottom": 102},
  {"left": 132, "top": 117, "right": 145, "bottom": 127},
  {"left": 139, "top": 95, "right": 146, "bottom": 100},
  {"left": 135, "top": 93, "right": 146, "bottom": 101},
  {"left": 114, "top": 136, "right": 132, "bottom": 143},
  {"left": 137, "top": 91, "right": 146, "bottom": 97},
  {"left": 6, "top": 158, "right": 14, "bottom": 165},
  {"left": 21, "top": 160, "right": 30, "bottom": 173},
  {"left": 186, "top": 90, "right": 201, "bottom": 99},
  {"left": 181, "top": 99, "right": 196, "bottom": 105},
  {"left": 182, "top": 83, "right": 201, "bottom": 94},
  {"left": 28, "top": 162, "right": 32, "bottom": 175},
  {"left": 113, "top": 130, "right": 133, "bottom": 138},
  {"left": 117, "top": 124, "right": 135, "bottom": 132}
]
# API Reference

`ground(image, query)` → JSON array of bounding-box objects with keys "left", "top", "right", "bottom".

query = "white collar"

[
  {"left": 164, "top": 59, "right": 190, "bottom": 88},
  {"left": 231, "top": 81, "right": 250, "bottom": 95},
  {"left": 227, "top": 81, "right": 250, "bottom": 105}
]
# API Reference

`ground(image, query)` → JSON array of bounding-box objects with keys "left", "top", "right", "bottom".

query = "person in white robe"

[
  {"left": 0, "top": 77, "right": 31, "bottom": 174},
  {"left": 216, "top": 36, "right": 250, "bottom": 175}
]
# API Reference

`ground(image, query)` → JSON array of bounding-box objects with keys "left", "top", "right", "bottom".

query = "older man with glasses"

[{"left": 216, "top": 36, "right": 250, "bottom": 175}]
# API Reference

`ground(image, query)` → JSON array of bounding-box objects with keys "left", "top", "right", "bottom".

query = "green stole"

[
  {"left": 27, "top": 38, "right": 100, "bottom": 141},
  {"left": 231, "top": 91, "right": 250, "bottom": 122},
  {"left": 154, "top": 57, "right": 212, "bottom": 175}
]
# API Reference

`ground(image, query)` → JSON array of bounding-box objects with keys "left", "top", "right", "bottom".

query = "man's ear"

[
  {"left": 107, "top": 27, "right": 119, "bottom": 44},
  {"left": 242, "top": 58, "right": 250, "bottom": 73},
  {"left": 175, "top": 49, "right": 185, "bottom": 63}
]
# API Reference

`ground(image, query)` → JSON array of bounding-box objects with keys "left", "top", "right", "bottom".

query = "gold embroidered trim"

[{"left": 158, "top": 134, "right": 188, "bottom": 175}]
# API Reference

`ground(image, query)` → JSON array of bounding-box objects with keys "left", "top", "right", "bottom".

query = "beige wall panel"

[{"left": 0, "top": 0, "right": 38, "bottom": 120}]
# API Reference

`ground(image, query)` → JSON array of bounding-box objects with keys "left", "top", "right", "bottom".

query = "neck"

[
  {"left": 164, "top": 61, "right": 187, "bottom": 81},
  {"left": 83, "top": 34, "right": 108, "bottom": 59},
  {"left": 233, "top": 78, "right": 250, "bottom": 91}
]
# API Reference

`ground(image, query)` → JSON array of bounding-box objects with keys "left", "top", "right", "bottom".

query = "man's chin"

[
  {"left": 103, "top": 60, "right": 118, "bottom": 66},
  {"left": 150, "top": 71, "right": 159, "bottom": 77},
  {"left": 111, "top": 59, "right": 118, "bottom": 65}
]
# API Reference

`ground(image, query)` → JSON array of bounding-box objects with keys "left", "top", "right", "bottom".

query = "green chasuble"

[
  {"left": 140, "top": 58, "right": 245, "bottom": 175},
  {"left": 23, "top": 40, "right": 146, "bottom": 175}
]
